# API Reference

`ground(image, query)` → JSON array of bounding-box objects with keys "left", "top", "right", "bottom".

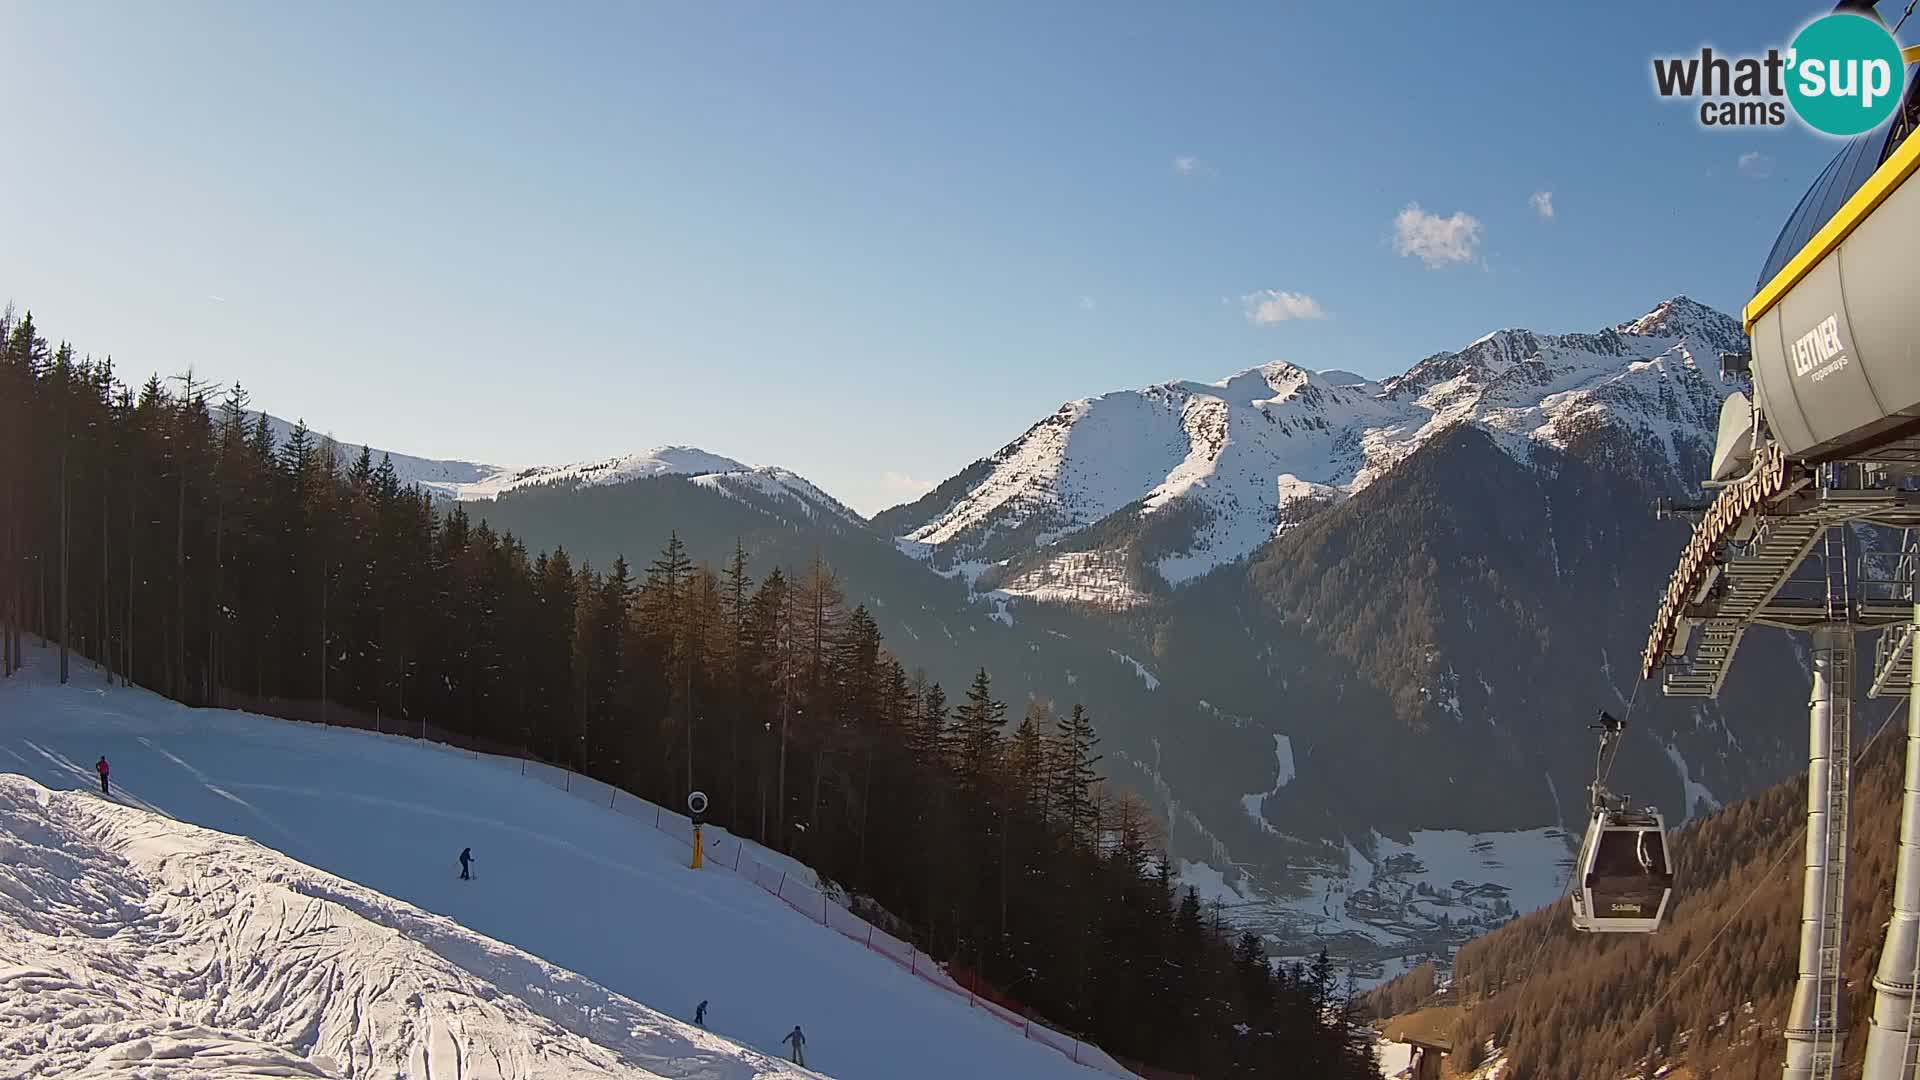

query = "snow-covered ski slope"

[
  {"left": 0, "top": 649, "right": 1110, "bottom": 1080},
  {"left": 0, "top": 773, "right": 806, "bottom": 1080}
]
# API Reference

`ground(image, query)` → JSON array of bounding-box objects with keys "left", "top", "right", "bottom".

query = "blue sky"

[{"left": 0, "top": 2, "right": 1877, "bottom": 514}]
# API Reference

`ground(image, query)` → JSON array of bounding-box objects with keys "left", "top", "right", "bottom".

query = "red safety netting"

[
  {"left": 1073, "top": 1043, "right": 1137, "bottom": 1078},
  {"left": 568, "top": 773, "right": 619, "bottom": 809},
  {"left": 521, "top": 760, "right": 572, "bottom": 794},
  {"left": 824, "top": 902, "right": 871, "bottom": 945},
  {"left": 867, "top": 925, "right": 917, "bottom": 971},
  {"left": 204, "top": 685, "right": 1165, "bottom": 1078},
  {"left": 702, "top": 831, "right": 746, "bottom": 871},
  {"left": 1029, "top": 1023, "right": 1080, "bottom": 1058},
  {"left": 910, "top": 957, "right": 968, "bottom": 998},
  {"left": 750, "top": 860, "right": 787, "bottom": 897},
  {"left": 658, "top": 813, "right": 694, "bottom": 846},
  {"left": 776, "top": 876, "right": 829, "bottom": 925},
  {"left": 975, "top": 996, "right": 1027, "bottom": 1032}
]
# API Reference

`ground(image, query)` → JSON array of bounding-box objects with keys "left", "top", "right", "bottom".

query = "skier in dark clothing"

[
  {"left": 96, "top": 757, "right": 110, "bottom": 796},
  {"left": 694, "top": 1000, "right": 708, "bottom": 1028},
  {"left": 783, "top": 1025, "right": 806, "bottom": 1066},
  {"left": 459, "top": 847, "right": 473, "bottom": 880}
]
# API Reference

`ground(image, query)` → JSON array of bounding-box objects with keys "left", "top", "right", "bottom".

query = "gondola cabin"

[{"left": 1570, "top": 807, "right": 1674, "bottom": 933}]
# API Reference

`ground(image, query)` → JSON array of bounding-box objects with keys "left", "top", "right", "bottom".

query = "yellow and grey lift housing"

[
  {"left": 1644, "top": 56, "right": 1920, "bottom": 694},
  {"left": 1634, "top": 25, "right": 1920, "bottom": 1080},
  {"left": 1743, "top": 48, "right": 1920, "bottom": 467}
]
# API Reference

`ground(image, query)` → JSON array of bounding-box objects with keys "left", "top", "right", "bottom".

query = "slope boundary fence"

[{"left": 211, "top": 686, "right": 1184, "bottom": 1080}]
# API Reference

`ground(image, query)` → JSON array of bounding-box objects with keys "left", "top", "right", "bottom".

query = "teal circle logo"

[{"left": 1786, "top": 13, "right": 1907, "bottom": 136}]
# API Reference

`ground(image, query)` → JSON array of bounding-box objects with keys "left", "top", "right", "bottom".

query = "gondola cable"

[
  {"left": 1572, "top": 682, "right": 1676, "bottom": 934},
  {"left": 1487, "top": 699, "right": 1898, "bottom": 1066},
  {"left": 1488, "top": 695, "right": 1898, "bottom": 1069},
  {"left": 1629, "top": 698, "right": 1904, "bottom": 1036},
  {"left": 1507, "top": 677, "right": 1650, "bottom": 989}
]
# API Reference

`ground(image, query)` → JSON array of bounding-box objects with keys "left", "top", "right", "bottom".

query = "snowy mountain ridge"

[
  {"left": 253, "top": 412, "right": 861, "bottom": 523},
  {"left": 887, "top": 296, "right": 1744, "bottom": 606}
]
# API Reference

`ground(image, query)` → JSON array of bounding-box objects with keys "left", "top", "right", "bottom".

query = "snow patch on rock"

[
  {"left": 893, "top": 298, "right": 1743, "bottom": 598},
  {"left": 1108, "top": 650, "right": 1161, "bottom": 690},
  {"left": 1663, "top": 741, "right": 1721, "bottom": 825}
]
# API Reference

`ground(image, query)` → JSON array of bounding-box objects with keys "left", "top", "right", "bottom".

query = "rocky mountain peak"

[
  {"left": 1619, "top": 294, "right": 1745, "bottom": 354},
  {"left": 890, "top": 298, "right": 1745, "bottom": 600}
]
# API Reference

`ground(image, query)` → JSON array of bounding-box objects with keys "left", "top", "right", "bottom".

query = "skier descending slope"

[
  {"left": 0, "top": 650, "right": 1140, "bottom": 1080},
  {"left": 95, "top": 755, "right": 109, "bottom": 796},
  {"left": 783, "top": 1025, "right": 806, "bottom": 1066},
  {"left": 459, "top": 846, "right": 474, "bottom": 880}
]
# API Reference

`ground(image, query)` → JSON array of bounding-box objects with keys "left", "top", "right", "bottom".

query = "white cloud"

[
  {"left": 1172, "top": 155, "right": 1209, "bottom": 176},
  {"left": 1078, "top": 295, "right": 1097, "bottom": 311},
  {"left": 1738, "top": 151, "right": 1775, "bottom": 179},
  {"left": 882, "top": 470, "right": 936, "bottom": 496},
  {"left": 1528, "top": 190, "right": 1555, "bottom": 221},
  {"left": 1393, "top": 203, "right": 1484, "bottom": 268},
  {"left": 207, "top": 294, "right": 227, "bottom": 302},
  {"left": 1239, "top": 290, "right": 1329, "bottom": 325}
]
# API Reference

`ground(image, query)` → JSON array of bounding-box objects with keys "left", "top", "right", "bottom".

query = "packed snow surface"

[
  {"left": 0, "top": 774, "right": 804, "bottom": 1080},
  {"left": 0, "top": 650, "right": 1107, "bottom": 1080}
]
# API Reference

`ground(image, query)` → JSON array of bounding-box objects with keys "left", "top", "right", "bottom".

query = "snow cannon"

[{"left": 688, "top": 790, "right": 709, "bottom": 870}]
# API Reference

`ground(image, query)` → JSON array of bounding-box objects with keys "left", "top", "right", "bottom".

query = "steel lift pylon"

[{"left": 1641, "top": 25, "right": 1920, "bottom": 1073}]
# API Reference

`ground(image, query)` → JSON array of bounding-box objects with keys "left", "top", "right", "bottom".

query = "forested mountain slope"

[
  {"left": 0, "top": 294, "right": 1835, "bottom": 997},
  {"left": 0, "top": 307, "right": 1381, "bottom": 1080},
  {"left": 307, "top": 299, "right": 1819, "bottom": 987},
  {"left": 1384, "top": 702, "right": 1911, "bottom": 1079}
]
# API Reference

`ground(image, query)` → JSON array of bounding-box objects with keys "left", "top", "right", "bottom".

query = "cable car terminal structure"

[{"left": 1635, "top": 22, "right": 1920, "bottom": 1078}]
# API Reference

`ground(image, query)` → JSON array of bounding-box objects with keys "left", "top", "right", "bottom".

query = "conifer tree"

[
  {"left": 1052, "top": 703, "right": 1102, "bottom": 846},
  {"left": 0, "top": 310, "right": 1388, "bottom": 1079},
  {"left": 721, "top": 539, "right": 753, "bottom": 821}
]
